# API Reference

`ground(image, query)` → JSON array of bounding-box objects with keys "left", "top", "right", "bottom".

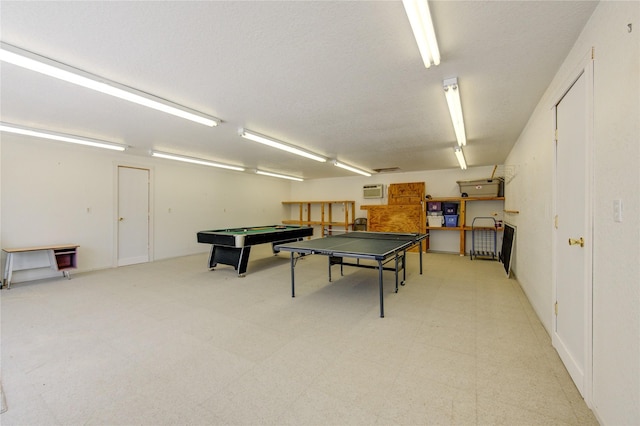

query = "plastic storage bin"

[
  {"left": 445, "top": 215, "right": 459, "bottom": 227},
  {"left": 427, "top": 202, "right": 442, "bottom": 212},
  {"left": 457, "top": 178, "right": 502, "bottom": 197},
  {"left": 443, "top": 203, "right": 458, "bottom": 214},
  {"left": 428, "top": 216, "right": 443, "bottom": 227}
]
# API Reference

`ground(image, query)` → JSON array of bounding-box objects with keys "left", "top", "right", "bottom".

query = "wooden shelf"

[
  {"left": 428, "top": 196, "right": 504, "bottom": 202},
  {"left": 282, "top": 220, "right": 354, "bottom": 227},
  {"left": 427, "top": 197, "right": 505, "bottom": 255},
  {"left": 282, "top": 201, "right": 356, "bottom": 235},
  {"left": 282, "top": 200, "right": 355, "bottom": 205},
  {"left": 428, "top": 226, "right": 504, "bottom": 231}
]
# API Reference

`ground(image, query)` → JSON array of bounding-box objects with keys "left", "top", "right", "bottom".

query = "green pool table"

[{"left": 196, "top": 225, "right": 313, "bottom": 276}]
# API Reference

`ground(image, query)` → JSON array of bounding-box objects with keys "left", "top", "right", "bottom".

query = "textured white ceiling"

[{"left": 0, "top": 1, "right": 598, "bottom": 179}]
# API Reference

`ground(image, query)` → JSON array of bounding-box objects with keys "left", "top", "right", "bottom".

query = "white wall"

[
  {"left": 0, "top": 134, "right": 290, "bottom": 282},
  {"left": 290, "top": 166, "right": 499, "bottom": 203},
  {"left": 0, "top": 136, "right": 498, "bottom": 275},
  {"left": 504, "top": 2, "right": 639, "bottom": 424},
  {"left": 289, "top": 165, "right": 503, "bottom": 252}
]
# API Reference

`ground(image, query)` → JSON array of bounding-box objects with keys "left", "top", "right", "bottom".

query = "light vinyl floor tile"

[{"left": 1, "top": 249, "right": 597, "bottom": 425}]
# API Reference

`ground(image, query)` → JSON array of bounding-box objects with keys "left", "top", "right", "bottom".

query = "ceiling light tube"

[
  {"left": 238, "top": 128, "right": 326, "bottom": 163},
  {"left": 454, "top": 146, "right": 467, "bottom": 170},
  {"left": 333, "top": 160, "right": 372, "bottom": 177},
  {"left": 0, "top": 122, "right": 126, "bottom": 151},
  {"left": 443, "top": 77, "right": 466, "bottom": 146},
  {"left": 0, "top": 42, "right": 220, "bottom": 127},
  {"left": 255, "top": 170, "right": 304, "bottom": 182},
  {"left": 402, "top": 0, "right": 440, "bottom": 68},
  {"left": 151, "top": 151, "right": 244, "bottom": 171}
]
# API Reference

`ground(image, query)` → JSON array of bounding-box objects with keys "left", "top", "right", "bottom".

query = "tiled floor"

[{"left": 1, "top": 247, "right": 598, "bottom": 425}]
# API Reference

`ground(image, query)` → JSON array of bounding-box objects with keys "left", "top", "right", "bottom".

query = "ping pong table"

[{"left": 275, "top": 231, "right": 427, "bottom": 318}]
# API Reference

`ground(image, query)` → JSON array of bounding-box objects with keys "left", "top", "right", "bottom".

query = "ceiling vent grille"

[{"left": 372, "top": 167, "right": 400, "bottom": 173}]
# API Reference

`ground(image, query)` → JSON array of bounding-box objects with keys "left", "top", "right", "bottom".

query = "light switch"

[{"left": 613, "top": 199, "right": 623, "bottom": 222}]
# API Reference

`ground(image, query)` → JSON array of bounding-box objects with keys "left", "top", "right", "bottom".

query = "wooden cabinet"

[
  {"left": 282, "top": 200, "right": 355, "bottom": 235},
  {"left": 426, "top": 196, "right": 504, "bottom": 255}
]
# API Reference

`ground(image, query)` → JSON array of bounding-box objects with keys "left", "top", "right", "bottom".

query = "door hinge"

[
  {"left": 555, "top": 129, "right": 558, "bottom": 142},
  {"left": 555, "top": 301, "right": 558, "bottom": 316},
  {"left": 554, "top": 215, "right": 558, "bottom": 229}
]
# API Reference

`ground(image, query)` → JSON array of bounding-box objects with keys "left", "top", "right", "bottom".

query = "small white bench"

[{"left": 2, "top": 244, "right": 79, "bottom": 289}]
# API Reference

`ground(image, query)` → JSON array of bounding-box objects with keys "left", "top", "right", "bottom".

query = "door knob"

[
  {"left": 568, "top": 237, "right": 584, "bottom": 247},
  {"left": 119, "top": 217, "right": 124, "bottom": 222}
]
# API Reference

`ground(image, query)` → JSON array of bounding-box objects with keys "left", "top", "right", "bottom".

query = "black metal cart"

[{"left": 470, "top": 217, "right": 497, "bottom": 260}]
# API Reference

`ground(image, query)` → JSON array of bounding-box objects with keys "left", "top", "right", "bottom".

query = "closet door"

[
  {"left": 117, "top": 166, "right": 150, "bottom": 266},
  {"left": 553, "top": 57, "right": 593, "bottom": 400}
]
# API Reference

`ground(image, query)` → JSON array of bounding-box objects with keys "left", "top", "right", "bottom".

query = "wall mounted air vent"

[{"left": 363, "top": 184, "right": 384, "bottom": 199}]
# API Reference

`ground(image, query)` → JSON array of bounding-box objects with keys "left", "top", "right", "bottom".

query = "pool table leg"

[
  {"left": 207, "top": 246, "right": 217, "bottom": 269},
  {"left": 236, "top": 247, "right": 251, "bottom": 277},
  {"left": 207, "top": 245, "right": 252, "bottom": 277}
]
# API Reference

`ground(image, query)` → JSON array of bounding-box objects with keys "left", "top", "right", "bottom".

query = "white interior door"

[
  {"left": 554, "top": 64, "right": 592, "bottom": 399},
  {"left": 118, "top": 166, "right": 150, "bottom": 266}
]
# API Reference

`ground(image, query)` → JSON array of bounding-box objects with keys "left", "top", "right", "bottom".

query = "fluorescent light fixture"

[
  {"left": 151, "top": 151, "right": 244, "bottom": 171},
  {"left": 402, "top": 0, "right": 440, "bottom": 68},
  {"left": 238, "top": 128, "right": 326, "bottom": 163},
  {"left": 256, "top": 170, "right": 304, "bottom": 182},
  {"left": 454, "top": 146, "right": 467, "bottom": 170},
  {"left": 0, "top": 122, "right": 126, "bottom": 151},
  {"left": 0, "top": 42, "right": 220, "bottom": 127},
  {"left": 333, "top": 160, "right": 372, "bottom": 177},
  {"left": 443, "top": 77, "right": 466, "bottom": 146}
]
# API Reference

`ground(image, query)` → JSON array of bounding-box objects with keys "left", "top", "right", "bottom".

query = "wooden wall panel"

[
  {"left": 361, "top": 182, "right": 427, "bottom": 251},
  {"left": 360, "top": 204, "right": 427, "bottom": 251},
  {"left": 365, "top": 205, "right": 423, "bottom": 233},
  {"left": 388, "top": 182, "right": 425, "bottom": 205}
]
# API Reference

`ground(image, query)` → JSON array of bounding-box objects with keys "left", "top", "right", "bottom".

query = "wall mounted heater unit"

[{"left": 363, "top": 184, "right": 384, "bottom": 199}]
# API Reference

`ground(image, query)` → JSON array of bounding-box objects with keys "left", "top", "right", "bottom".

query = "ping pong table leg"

[
  {"left": 290, "top": 252, "right": 296, "bottom": 298},
  {"left": 419, "top": 241, "right": 423, "bottom": 274},
  {"left": 327, "top": 256, "right": 344, "bottom": 283},
  {"left": 394, "top": 254, "right": 399, "bottom": 293},
  {"left": 393, "top": 251, "right": 407, "bottom": 293},
  {"left": 402, "top": 250, "right": 407, "bottom": 284},
  {"left": 378, "top": 260, "right": 384, "bottom": 318}
]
